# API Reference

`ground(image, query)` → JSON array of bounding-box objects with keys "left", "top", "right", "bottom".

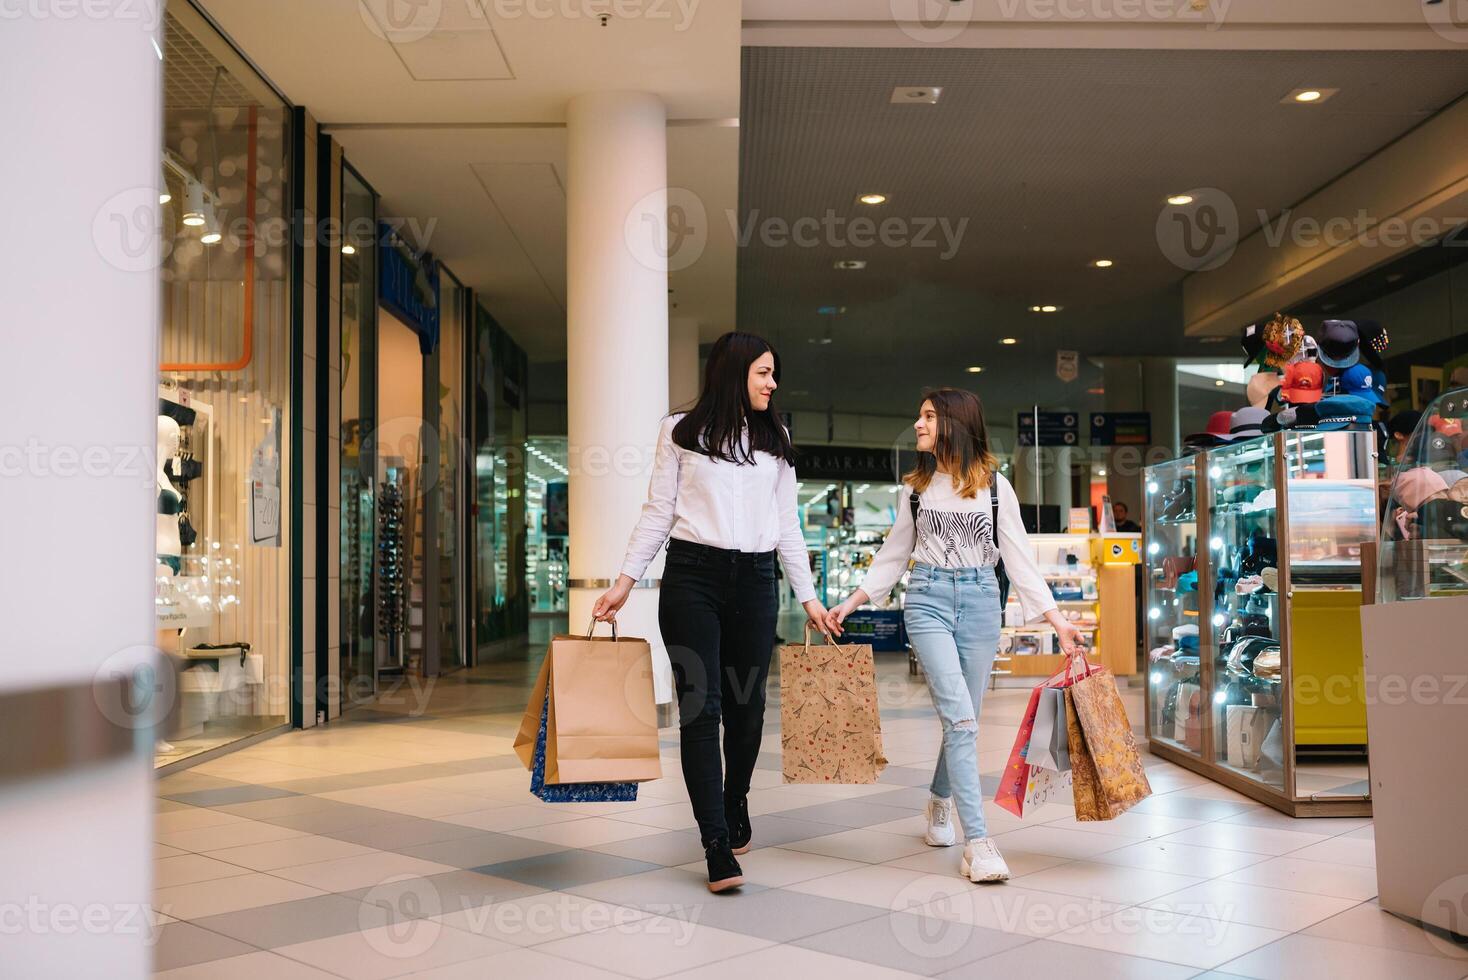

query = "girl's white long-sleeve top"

[
  {"left": 619, "top": 414, "right": 818, "bottom": 603},
  {"left": 856, "top": 472, "right": 1059, "bottom": 623}
]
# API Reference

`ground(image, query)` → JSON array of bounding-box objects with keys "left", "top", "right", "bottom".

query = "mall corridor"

[{"left": 143, "top": 622, "right": 1450, "bottom": 980}]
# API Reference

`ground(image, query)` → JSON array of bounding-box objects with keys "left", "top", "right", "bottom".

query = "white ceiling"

[{"left": 194, "top": 0, "right": 741, "bottom": 360}]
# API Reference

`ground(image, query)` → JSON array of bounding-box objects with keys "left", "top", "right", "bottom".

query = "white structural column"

[
  {"left": 0, "top": 8, "right": 160, "bottom": 979},
  {"left": 566, "top": 92, "right": 673, "bottom": 704}
]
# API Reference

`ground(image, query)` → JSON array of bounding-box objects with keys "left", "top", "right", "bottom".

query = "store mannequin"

[{"left": 158, "top": 415, "right": 183, "bottom": 574}]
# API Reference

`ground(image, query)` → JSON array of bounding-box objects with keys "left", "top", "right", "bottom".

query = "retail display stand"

[
  {"left": 997, "top": 533, "right": 1138, "bottom": 678},
  {"left": 1361, "top": 388, "right": 1468, "bottom": 935},
  {"left": 1143, "top": 430, "right": 1377, "bottom": 817}
]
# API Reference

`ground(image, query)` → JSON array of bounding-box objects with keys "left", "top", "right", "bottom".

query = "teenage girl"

[{"left": 826, "top": 388, "right": 1081, "bottom": 882}]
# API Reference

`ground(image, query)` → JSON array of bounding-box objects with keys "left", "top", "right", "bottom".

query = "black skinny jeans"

[{"left": 658, "top": 538, "right": 779, "bottom": 847}]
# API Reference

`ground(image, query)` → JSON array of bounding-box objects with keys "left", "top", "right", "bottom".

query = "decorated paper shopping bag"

[
  {"left": 995, "top": 683, "right": 1048, "bottom": 817},
  {"left": 1069, "top": 666, "right": 1152, "bottom": 816},
  {"left": 1064, "top": 687, "right": 1111, "bottom": 821},
  {"left": 1023, "top": 763, "right": 1074, "bottom": 811},
  {"left": 780, "top": 625, "right": 886, "bottom": 784},
  {"left": 997, "top": 654, "right": 1099, "bottom": 817}
]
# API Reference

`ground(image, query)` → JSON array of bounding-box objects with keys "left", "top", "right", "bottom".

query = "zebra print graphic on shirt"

[{"left": 914, "top": 508, "right": 998, "bottom": 569}]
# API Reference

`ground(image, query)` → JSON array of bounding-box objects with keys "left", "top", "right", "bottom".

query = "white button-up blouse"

[{"left": 619, "top": 414, "right": 818, "bottom": 603}]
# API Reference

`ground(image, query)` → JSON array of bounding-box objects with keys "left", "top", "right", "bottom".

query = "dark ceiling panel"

[{"left": 738, "top": 46, "right": 1468, "bottom": 418}]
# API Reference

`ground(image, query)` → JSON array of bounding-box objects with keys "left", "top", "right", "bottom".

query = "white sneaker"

[
  {"left": 961, "top": 837, "right": 1011, "bottom": 883},
  {"left": 924, "top": 796, "right": 957, "bottom": 847}
]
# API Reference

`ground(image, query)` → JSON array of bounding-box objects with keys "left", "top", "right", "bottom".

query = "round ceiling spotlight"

[
  {"left": 1092, "top": 259, "right": 1114, "bottom": 268},
  {"left": 1000, "top": 337, "right": 1019, "bottom": 346},
  {"left": 856, "top": 193, "right": 888, "bottom": 206},
  {"left": 966, "top": 366, "right": 983, "bottom": 374},
  {"left": 1029, "top": 305, "right": 1061, "bottom": 313},
  {"left": 833, "top": 259, "right": 866, "bottom": 270}
]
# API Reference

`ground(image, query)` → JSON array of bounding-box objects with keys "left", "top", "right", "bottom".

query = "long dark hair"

[
  {"left": 672, "top": 331, "right": 795, "bottom": 464},
  {"left": 902, "top": 387, "right": 998, "bottom": 498}
]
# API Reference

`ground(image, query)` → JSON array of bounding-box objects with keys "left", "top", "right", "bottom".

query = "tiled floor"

[{"left": 148, "top": 624, "right": 1468, "bottom": 979}]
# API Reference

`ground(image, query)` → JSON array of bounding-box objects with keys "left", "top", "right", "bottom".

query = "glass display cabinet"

[
  {"left": 1144, "top": 430, "right": 1378, "bottom": 816},
  {"left": 1144, "top": 455, "right": 1204, "bottom": 765},
  {"left": 1378, "top": 386, "right": 1468, "bottom": 601},
  {"left": 1361, "top": 387, "right": 1468, "bottom": 936}
]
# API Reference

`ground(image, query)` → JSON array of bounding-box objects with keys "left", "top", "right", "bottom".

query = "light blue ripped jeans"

[{"left": 903, "top": 563, "right": 1002, "bottom": 841}]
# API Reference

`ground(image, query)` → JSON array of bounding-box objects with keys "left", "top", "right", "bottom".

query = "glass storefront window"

[
  {"left": 339, "top": 166, "right": 377, "bottom": 708},
  {"left": 156, "top": 5, "right": 292, "bottom": 765},
  {"left": 525, "top": 437, "right": 569, "bottom": 614},
  {"left": 473, "top": 303, "right": 529, "bottom": 649},
  {"left": 435, "top": 274, "right": 467, "bottom": 670}
]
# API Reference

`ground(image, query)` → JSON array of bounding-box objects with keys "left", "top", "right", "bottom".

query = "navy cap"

[{"left": 1318, "top": 319, "right": 1361, "bottom": 369}]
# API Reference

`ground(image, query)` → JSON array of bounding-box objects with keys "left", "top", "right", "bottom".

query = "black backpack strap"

[
  {"left": 909, "top": 489, "right": 920, "bottom": 524},
  {"left": 990, "top": 480, "right": 1012, "bottom": 609}
]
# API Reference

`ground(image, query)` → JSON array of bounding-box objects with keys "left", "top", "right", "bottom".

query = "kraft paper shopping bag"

[
  {"left": 1069, "top": 666, "right": 1151, "bottom": 817},
  {"left": 513, "top": 620, "right": 661, "bottom": 785},
  {"left": 780, "top": 625, "right": 886, "bottom": 784}
]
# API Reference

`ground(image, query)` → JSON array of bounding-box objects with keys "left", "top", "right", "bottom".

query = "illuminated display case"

[
  {"left": 1361, "top": 386, "right": 1468, "bottom": 935},
  {"left": 1144, "top": 430, "right": 1378, "bottom": 816}
]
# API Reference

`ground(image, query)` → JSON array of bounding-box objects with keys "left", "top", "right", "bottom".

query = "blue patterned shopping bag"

[{"left": 528, "top": 694, "right": 638, "bottom": 803}]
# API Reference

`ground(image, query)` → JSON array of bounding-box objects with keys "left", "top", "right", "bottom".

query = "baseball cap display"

[
  {"left": 1310, "top": 395, "right": 1377, "bottom": 431},
  {"left": 1393, "top": 467, "right": 1449, "bottom": 510},
  {"left": 1336, "top": 364, "right": 1385, "bottom": 406},
  {"left": 1281, "top": 361, "right": 1324, "bottom": 404},
  {"left": 1318, "top": 319, "right": 1362, "bottom": 369},
  {"left": 1184, "top": 410, "right": 1236, "bottom": 449},
  {"left": 1357, "top": 319, "right": 1389, "bottom": 369},
  {"left": 1229, "top": 406, "right": 1271, "bottom": 440},
  {"left": 1261, "top": 313, "right": 1305, "bottom": 369},
  {"left": 1417, "top": 498, "right": 1468, "bottom": 541}
]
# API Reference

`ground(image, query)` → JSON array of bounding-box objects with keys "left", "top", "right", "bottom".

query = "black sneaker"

[
  {"left": 725, "top": 793, "right": 752, "bottom": 854},
  {"left": 704, "top": 838, "right": 745, "bottom": 893}
]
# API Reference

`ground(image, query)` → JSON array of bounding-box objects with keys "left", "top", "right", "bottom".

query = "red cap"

[
  {"left": 1205, "top": 410, "right": 1235, "bottom": 440},
  {"left": 1282, "top": 361, "right": 1324, "bottom": 404},
  {"left": 1430, "top": 415, "right": 1463, "bottom": 437}
]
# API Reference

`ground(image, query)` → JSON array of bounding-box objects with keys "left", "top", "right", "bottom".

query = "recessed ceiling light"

[
  {"left": 1092, "top": 259, "right": 1114, "bottom": 268},
  {"left": 1214, "top": 379, "right": 1226, "bottom": 387},
  {"left": 890, "top": 86, "right": 941, "bottom": 105},
  {"left": 1284, "top": 87, "right": 1338, "bottom": 105},
  {"left": 1166, "top": 194, "right": 1194, "bottom": 206},
  {"left": 834, "top": 259, "right": 866, "bottom": 270},
  {"left": 1000, "top": 338, "right": 1018, "bottom": 345},
  {"left": 341, "top": 244, "right": 357, "bottom": 255},
  {"left": 1029, "top": 305, "right": 1060, "bottom": 313},
  {"left": 857, "top": 193, "right": 887, "bottom": 206},
  {"left": 966, "top": 366, "right": 983, "bottom": 374}
]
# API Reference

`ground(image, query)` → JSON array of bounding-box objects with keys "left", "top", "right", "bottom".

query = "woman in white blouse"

[
  {"left": 594, "top": 331, "right": 829, "bottom": 893},
  {"left": 825, "top": 388, "right": 1082, "bottom": 884}
]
